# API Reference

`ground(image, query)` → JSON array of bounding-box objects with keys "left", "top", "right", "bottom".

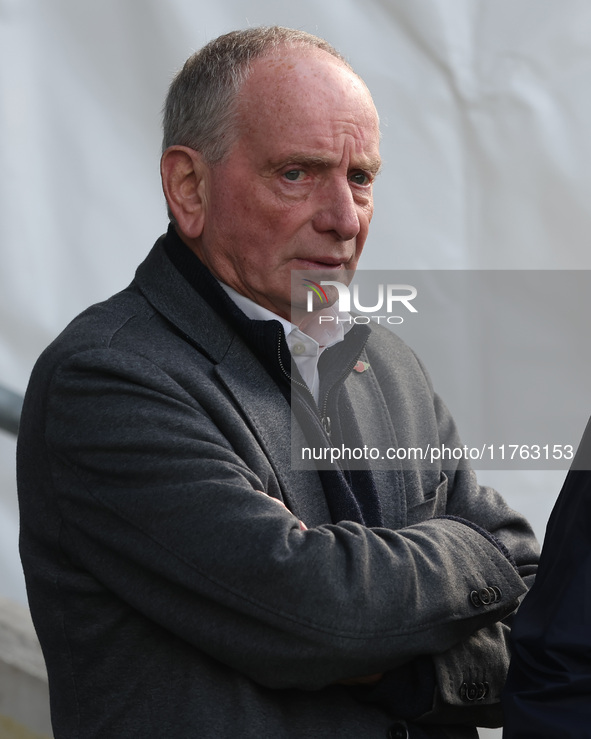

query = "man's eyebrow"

[
  {"left": 273, "top": 153, "right": 382, "bottom": 175},
  {"left": 273, "top": 154, "right": 332, "bottom": 168},
  {"left": 362, "top": 157, "right": 382, "bottom": 176}
]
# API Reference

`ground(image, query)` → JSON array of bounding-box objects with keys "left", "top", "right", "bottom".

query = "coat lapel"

[
  {"left": 135, "top": 238, "right": 331, "bottom": 526},
  {"left": 214, "top": 341, "right": 330, "bottom": 527}
]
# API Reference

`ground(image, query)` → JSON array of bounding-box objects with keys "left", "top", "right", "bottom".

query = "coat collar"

[{"left": 133, "top": 230, "right": 237, "bottom": 364}]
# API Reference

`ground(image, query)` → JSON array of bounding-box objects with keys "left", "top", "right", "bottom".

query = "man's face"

[{"left": 192, "top": 48, "right": 381, "bottom": 323}]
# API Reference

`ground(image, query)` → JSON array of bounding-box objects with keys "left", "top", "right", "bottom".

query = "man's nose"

[{"left": 313, "top": 179, "right": 361, "bottom": 241}]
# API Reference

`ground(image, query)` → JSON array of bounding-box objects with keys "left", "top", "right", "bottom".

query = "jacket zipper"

[
  {"left": 276, "top": 331, "right": 368, "bottom": 440},
  {"left": 318, "top": 348, "right": 368, "bottom": 439}
]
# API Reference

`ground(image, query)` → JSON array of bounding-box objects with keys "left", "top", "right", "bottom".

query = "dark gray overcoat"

[{"left": 17, "top": 235, "right": 538, "bottom": 738}]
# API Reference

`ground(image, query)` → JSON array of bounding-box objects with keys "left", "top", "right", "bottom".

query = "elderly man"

[{"left": 18, "top": 27, "right": 537, "bottom": 739}]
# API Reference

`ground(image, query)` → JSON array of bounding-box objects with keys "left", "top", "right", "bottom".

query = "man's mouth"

[{"left": 293, "top": 257, "right": 348, "bottom": 270}]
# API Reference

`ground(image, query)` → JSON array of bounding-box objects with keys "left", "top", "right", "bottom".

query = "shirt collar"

[{"left": 218, "top": 282, "right": 351, "bottom": 349}]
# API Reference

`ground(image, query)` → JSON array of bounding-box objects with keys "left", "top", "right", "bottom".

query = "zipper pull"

[{"left": 322, "top": 415, "right": 331, "bottom": 437}]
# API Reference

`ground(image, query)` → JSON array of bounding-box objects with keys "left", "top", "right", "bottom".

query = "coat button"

[
  {"left": 460, "top": 681, "right": 481, "bottom": 702},
  {"left": 479, "top": 588, "right": 492, "bottom": 605},
  {"left": 476, "top": 681, "right": 490, "bottom": 700},
  {"left": 470, "top": 586, "right": 502, "bottom": 607},
  {"left": 467, "top": 683, "right": 479, "bottom": 701},
  {"left": 388, "top": 722, "right": 409, "bottom": 739}
]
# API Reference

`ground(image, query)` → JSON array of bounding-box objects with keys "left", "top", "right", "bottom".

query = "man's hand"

[{"left": 256, "top": 490, "right": 307, "bottom": 529}]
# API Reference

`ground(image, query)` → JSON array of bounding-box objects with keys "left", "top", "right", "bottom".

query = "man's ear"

[{"left": 160, "top": 146, "right": 208, "bottom": 239}]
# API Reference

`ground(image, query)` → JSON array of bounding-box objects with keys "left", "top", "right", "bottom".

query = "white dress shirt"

[{"left": 219, "top": 283, "right": 350, "bottom": 402}]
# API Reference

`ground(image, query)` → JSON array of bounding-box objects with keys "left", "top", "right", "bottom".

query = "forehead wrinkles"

[{"left": 235, "top": 49, "right": 379, "bottom": 144}]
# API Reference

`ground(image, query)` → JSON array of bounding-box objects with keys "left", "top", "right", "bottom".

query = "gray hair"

[{"left": 162, "top": 26, "right": 352, "bottom": 163}]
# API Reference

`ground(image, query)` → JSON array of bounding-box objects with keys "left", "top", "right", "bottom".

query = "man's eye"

[
  {"left": 283, "top": 169, "right": 305, "bottom": 181},
  {"left": 350, "top": 172, "right": 370, "bottom": 186}
]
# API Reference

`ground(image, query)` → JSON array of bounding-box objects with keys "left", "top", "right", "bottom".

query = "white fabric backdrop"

[
  {"left": 2, "top": 5, "right": 590, "bottom": 731},
  {"left": 4, "top": 0, "right": 588, "bottom": 607}
]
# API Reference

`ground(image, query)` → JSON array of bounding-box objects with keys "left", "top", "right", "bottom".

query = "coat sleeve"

[
  {"left": 357, "top": 335, "right": 539, "bottom": 727},
  {"left": 36, "top": 345, "right": 528, "bottom": 691},
  {"left": 425, "top": 391, "right": 539, "bottom": 727}
]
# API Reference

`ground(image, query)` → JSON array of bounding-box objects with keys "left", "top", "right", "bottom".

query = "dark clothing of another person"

[{"left": 503, "top": 425, "right": 591, "bottom": 738}]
